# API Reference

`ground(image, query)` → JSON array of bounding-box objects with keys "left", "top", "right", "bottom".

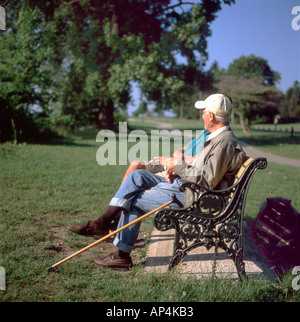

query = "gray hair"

[{"left": 214, "top": 114, "right": 231, "bottom": 123}]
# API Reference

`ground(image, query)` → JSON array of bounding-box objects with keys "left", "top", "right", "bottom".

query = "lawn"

[
  {"left": 234, "top": 129, "right": 300, "bottom": 160},
  {"left": 0, "top": 128, "right": 300, "bottom": 302}
]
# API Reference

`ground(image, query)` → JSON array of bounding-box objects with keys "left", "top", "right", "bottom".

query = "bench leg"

[
  {"left": 231, "top": 249, "right": 247, "bottom": 281},
  {"left": 169, "top": 228, "right": 247, "bottom": 281},
  {"left": 221, "top": 242, "right": 247, "bottom": 281}
]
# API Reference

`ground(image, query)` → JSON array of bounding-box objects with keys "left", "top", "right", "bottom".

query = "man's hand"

[
  {"left": 154, "top": 148, "right": 191, "bottom": 166},
  {"left": 164, "top": 150, "right": 184, "bottom": 170},
  {"left": 163, "top": 157, "right": 175, "bottom": 171},
  {"left": 164, "top": 169, "right": 178, "bottom": 183},
  {"left": 173, "top": 150, "right": 185, "bottom": 160},
  {"left": 154, "top": 156, "right": 169, "bottom": 165},
  {"left": 164, "top": 158, "right": 175, "bottom": 182}
]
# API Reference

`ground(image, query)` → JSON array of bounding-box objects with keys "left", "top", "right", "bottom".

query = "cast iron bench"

[{"left": 153, "top": 157, "right": 267, "bottom": 280}]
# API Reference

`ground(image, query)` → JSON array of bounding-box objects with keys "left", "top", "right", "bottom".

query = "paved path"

[
  {"left": 156, "top": 123, "right": 174, "bottom": 130},
  {"left": 240, "top": 143, "right": 300, "bottom": 167}
]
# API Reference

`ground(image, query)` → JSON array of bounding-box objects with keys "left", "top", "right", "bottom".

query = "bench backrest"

[
  {"left": 194, "top": 156, "right": 267, "bottom": 220},
  {"left": 233, "top": 157, "right": 254, "bottom": 184}
]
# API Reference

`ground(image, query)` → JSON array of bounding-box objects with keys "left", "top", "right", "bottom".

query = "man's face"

[{"left": 201, "top": 109, "right": 210, "bottom": 129}]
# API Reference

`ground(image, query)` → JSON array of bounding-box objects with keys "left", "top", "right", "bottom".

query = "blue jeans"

[{"left": 109, "top": 169, "right": 185, "bottom": 253}]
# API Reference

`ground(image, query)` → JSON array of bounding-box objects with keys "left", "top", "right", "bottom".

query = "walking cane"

[{"left": 46, "top": 194, "right": 182, "bottom": 271}]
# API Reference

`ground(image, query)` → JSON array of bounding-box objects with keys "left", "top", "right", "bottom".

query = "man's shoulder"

[
  {"left": 212, "top": 128, "right": 236, "bottom": 142},
  {"left": 212, "top": 128, "right": 244, "bottom": 150}
]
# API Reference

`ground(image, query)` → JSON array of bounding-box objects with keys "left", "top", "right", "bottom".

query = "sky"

[
  {"left": 128, "top": 0, "right": 300, "bottom": 116},
  {"left": 205, "top": 0, "right": 300, "bottom": 92}
]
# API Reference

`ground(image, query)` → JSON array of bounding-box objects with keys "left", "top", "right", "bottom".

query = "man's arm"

[
  {"left": 166, "top": 143, "right": 241, "bottom": 190},
  {"left": 148, "top": 149, "right": 194, "bottom": 183},
  {"left": 173, "top": 150, "right": 196, "bottom": 165}
]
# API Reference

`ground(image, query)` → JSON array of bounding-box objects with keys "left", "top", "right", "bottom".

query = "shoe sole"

[
  {"left": 107, "top": 266, "right": 131, "bottom": 271},
  {"left": 95, "top": 264, "right": 132, "bottom": 271}
]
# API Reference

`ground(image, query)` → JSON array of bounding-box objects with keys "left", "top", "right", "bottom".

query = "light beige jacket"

[{"left": 146, "top": 128, "right": 246, "bottom": 206}]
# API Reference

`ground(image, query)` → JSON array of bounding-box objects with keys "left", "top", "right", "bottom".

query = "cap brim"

[{"left": 195, "top": 101, "right": 206, "bottom": 109}]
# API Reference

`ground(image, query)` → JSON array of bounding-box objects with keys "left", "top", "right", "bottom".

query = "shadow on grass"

[
  {"left": 45, "top": 137, "right": 94, "bottom": 148},
  {"left": 20, "top": 126, "right": 98, "bottom": 147},
  {"left": 239, "top": 132, "right": 300, "bottom": 147},
  {"left": 17, "top": 134, "right": 95, "bottom": 148}
]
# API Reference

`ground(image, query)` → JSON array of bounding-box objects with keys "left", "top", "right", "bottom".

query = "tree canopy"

[
  {"left": 227, "top": 54, "right": 281, "bottom": 86},
  {"left": 2, "top": 1, "right": 297, "bottom": 141},
  {"left": 279, "top": 81, "right": 300, "bottom": 119},
  {"left": 0, "top": 0, "right": 236, "bottom": 141},
  {"left": 0, "top": 4, "right": 58, "bottom": 141},
  {"left": 211, "top": 54, "right": 283, "bottom": 132}
]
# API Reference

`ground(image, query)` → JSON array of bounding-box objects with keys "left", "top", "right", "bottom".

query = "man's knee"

[
  {"left": 130, "top": 168, "right": 148, "bottom": 179},
  {"left": 127, "top": 169, "right": 153, "bottom": 187},
  {"left": 130, "top": 160, "right": 146, "bottom": 169}
]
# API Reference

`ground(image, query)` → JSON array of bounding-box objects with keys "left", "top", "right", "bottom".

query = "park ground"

[{"left": 0, "top": 118, "right": 300, "bottom": 302}]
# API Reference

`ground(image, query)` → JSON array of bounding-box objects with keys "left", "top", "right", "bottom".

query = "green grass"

[
  {"left": 0, "top": 133, "right": 300, "bottom": 302},
  {"left": 234, "top": 129, "right": 300, "bottom": 159}
]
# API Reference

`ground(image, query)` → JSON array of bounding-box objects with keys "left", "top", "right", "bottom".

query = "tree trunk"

[
  {"left": 96, "top": 13, "right": 119, "bottom": 131},
  {"left": 179, "top": 104, "right": 183, "bottom": 120},
  {"left": 112, "top": 13, "right": 119, "bottom": 35},
  {"left": 235, "top": 111, "right": 249, "bottom": 133},
  {"left": 97, "top": 98, "right": 115, "bottom": 130},
  {"left": 245, "top": 117, "right": 251, "bottom": 132}
]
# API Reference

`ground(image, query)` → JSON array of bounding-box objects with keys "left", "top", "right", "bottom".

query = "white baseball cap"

[{"left": 195, "top": 94, "right": 233, "bottom": 117}]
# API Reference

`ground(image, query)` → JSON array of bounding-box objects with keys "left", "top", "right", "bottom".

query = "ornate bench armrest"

[{"left": 176, "top": 181, "right": 237, "bottom": 218}]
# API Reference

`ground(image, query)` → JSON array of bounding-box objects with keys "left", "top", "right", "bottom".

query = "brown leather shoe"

[
  {"left": 94, "top": 253, "right": 133, "bottom": 270},
  {"left": 67, "top": 220, "right": 108, "bottom": 239}
]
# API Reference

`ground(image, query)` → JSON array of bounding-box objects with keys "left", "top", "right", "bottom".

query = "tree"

[
  {"left": 133, "top": 101, "right": 148, "bottom": 117},
  {"left": 0, "top": 5, "right": 57, "bottom": 142},
  {"left": 56, "top": 0, "right": 236, "bottom": 130},
  {"left": 212, "top": 55, "right": 283, "bottom": 132},
  {"left": 0, "top": 0, "right": 236, "bottom": 137},
  {"left": 215, "top": 75, "right": 283, "bottom": 132},
  {"left": 279, "top": 81, "right": 300, "bottom": 119},
  {"left": 227, "top": 54, "right": 281, "bottom": 86}
]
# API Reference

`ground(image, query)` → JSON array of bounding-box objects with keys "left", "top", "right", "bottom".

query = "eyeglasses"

[{"left": 200, "top": 109, "right": 209, "bottom": 116}]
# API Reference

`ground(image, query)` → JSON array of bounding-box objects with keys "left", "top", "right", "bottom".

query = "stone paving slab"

[{"left": 144, "top": 222, "right": 276, "bottom": 280}]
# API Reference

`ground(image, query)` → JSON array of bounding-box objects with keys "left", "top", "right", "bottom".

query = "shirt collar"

[{"left": 206, "top": 125, "right": 230, "bottom": 142}]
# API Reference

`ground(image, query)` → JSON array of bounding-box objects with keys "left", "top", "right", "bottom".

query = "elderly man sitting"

[{"left": 68, "top": 94, "right": 246, "bottom": 269}]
